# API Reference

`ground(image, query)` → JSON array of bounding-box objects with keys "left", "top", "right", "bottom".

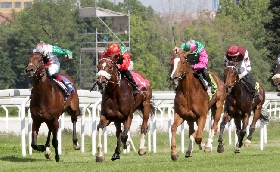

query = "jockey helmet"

[
  {"left": 35, "top": 43, "right": 49, "bottom": 56},
  {"left": 226, "top": 45, "right": 240, "bottom": 56},
  {"left": 107, "top": 43, "right": 120, "bottom": 56},
  {"left": 181, "top": 40, "right": 197, "bottom": 54}
]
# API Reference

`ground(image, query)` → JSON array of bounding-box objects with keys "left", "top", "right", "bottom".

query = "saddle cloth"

[{"left": 130, "top": 70, "right": 150, "bottom": 90}]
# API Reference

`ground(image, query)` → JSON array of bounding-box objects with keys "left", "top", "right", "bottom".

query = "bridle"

[
  {"left": 224, "top": 65, "right": 239, "bottom": 94},
  {"left": 170, "top": 52, "right": 192, "bottom": 81},
  {"left": 25, "top": 53, "right": 45, "bottom": 81},
  {"left": 96, "top": 58, "right": 121, "bottom": 87}
]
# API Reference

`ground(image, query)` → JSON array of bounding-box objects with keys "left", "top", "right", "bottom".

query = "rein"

[
  {"left": 26, "top": 53, "right": 45, "bottom": 81},
  {"left": 173, "top": 53, "right": 192, "bottom": 81},
  {"left": 225, "top": 66, "right": 240, "bottom": 95}
]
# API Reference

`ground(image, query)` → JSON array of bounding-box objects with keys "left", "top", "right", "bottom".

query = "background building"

[{"left": 0, "top": 0, "right": 33, "bottom": 13}]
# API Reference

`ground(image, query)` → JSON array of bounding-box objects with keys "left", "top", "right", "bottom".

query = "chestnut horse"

[
  {"left": 217, "top": 63, "right": 266, "bottom": 153},
  {"left": 95, "top": 57, "right": 155, "bottom": 162},
  {"left": 169, "top": 49, "right": 226, "bottom": 161},
  {"left": 25, "top": 52, "right": 80, "bottom": 162}
]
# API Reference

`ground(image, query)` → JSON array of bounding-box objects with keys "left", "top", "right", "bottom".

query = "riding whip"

[{"left": 172, "top": 27, "right": 176, "bottom": 46}]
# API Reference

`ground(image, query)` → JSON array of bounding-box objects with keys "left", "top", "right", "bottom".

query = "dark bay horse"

[
  {"left": 217, "top": 63, "right": 266, "bottom": 153},
  {"left": 95, "top": 57, "right": 155, "bottom": 162},
  {"left": 25, "top": 52, "right": 80, "bottom": 162},
  {"left": 169, "top": 49, "right": 226, "bottom": 161}
]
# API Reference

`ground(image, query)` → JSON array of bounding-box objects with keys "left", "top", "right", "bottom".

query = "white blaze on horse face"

[
  {"left": 96, "top": 62, "right": 112, "bottom": 80},
  {"left": 170, "top": 57, "right": 180, "bottom": 79}
]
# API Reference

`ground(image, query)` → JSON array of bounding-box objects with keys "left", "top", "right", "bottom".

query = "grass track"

[{"left": 1, "top": 121, "right": 280, "bottom": 172}]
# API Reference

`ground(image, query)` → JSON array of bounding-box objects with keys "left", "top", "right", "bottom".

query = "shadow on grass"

[{"left": 0, "top": 155, "right": 45, "bottom": 162}]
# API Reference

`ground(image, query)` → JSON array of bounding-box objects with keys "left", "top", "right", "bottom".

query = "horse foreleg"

[
  {"left": 206, "top": 103, "right": 223, "bottom": 153},
  {"left": 111, "top": 122, "right": 122, "bottom": 161},
  {"left": 217, "top": 112, "right": 231, "bottom": 153},
  {"left": 234, "top": 117, "right": 244, "bottom": 154},
  {"left": 245, "top": 105, "right": 262, "bottom": 147},
  {"left": 122, "top": 116, "right": 132, "bottom": 150},
  {"left": 51, "top": 120, "right": 59, "bottom": 162},
  {"left": 31, "top": 122, "right": 46, "bottom": 152},
  {"left": 71, "top": 116, "right": 80, "bottom": 150},
  {"left": 170, "top": 113, "right": 184, "bottom": 161},
  {"left": 96, "top": 116, "right": 109, "bottom": 162},
  {"left": 44, "top": 130, "right": 52, "bottom": 159},
  {"left": 196, "top": 114, "right": 207, "bottom": 150},
  {"left": 138, "top": 106, "right": 150, "bottom": 156},
  {"left": 185, "top": 121, "right": 195, "bottom": 158}
]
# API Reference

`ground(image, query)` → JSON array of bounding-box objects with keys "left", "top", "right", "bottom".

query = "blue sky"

[{"left": 117, "top": 0, "right": 214, "bottom": 13}]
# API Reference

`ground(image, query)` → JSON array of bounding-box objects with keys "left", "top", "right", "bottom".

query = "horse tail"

[{"left": 150, "top": 100, "right": 156, "bottom": 117}]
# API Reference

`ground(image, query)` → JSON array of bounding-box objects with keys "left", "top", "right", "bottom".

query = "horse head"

[
  {"left": 169, "top": 49, "right": 191, "bottom": 85},
  {"left": 25, "top": 52, "right": 45, "bottom": 79},
  {"left": 271, "top": 62, "right": 280, "bottom": 91},
  {"left": 96, "top": 58, "right": 119, "bottom": 90},
  {"left": 224, "top": 62, "right": 239, "bottom": 94}
]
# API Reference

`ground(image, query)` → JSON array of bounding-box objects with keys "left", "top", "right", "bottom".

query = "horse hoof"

[
  {"left": 185, "top": 151, "right": 192, "bottom": 158},
  {"left": 96, "top": 156, "right": 105, "bottom": 162},
  {"left": 171, "top": 154, "right": 179, "bottom": 161},
  {"left": 217, "top": 145, "right": 224, "bottom": 153},
  {"left": 244, "top": 142, "right": 250, "bottom": 147},
  {"left": 73, "top": 143, "right": 80, "bottom": 150},
  {"left": 138, "top": 148, "right": 147, "bottom": 156},
  {"left": 234, "top": 147, "right": 241, "bottom": 154},
  {"left": 204, "top": 146, "right": 212, "bottom": 153},
  {"left": 111, "top": 153, "right": 120, "bottom": 161},
  {"left": 44, "top": 147, "right": 52, "bottom": 159},
  {"left": 55, "top": 155, "right": 59, "bottom": 162}
]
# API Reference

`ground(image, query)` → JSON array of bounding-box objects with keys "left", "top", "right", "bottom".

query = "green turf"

[{"left": 0, "top": 121, "right": 280, "bottom": 172}]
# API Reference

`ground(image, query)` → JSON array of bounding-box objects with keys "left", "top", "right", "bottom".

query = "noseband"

[
  {"left": 97, "top": 58, "right": 121, "bottom": 86},
  {"left": 225, "top": 66, "right": 239, "bottom": 94},
  {"left": 171, "top": 53, "right": 192, "bottom": 81},
  {"left": 26, "top": 53, "right": 45, "bottom": 80}
]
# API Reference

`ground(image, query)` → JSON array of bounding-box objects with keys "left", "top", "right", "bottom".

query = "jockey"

[
  {"left": 33, "top": 41, "right": 73, "bottom": 95},
  {"left": 101, "top": 43, "right": 140, "bottom": 95},
  {"left": 174, "top": 39, "right": 214, "bottom": 94},
  {"left": 224, "top": 45, "right": 259, "bottom": 98}
]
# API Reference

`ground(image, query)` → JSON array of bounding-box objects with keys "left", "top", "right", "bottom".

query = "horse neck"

[
  {"left": 32, "top": 73, "right": 56, "bottom": 96},
  {"left": 179, "top": 72, "right": 201, "bottom": 92},
  {"left": 231, "top": 81, "right": 248, "bottom": 96}
]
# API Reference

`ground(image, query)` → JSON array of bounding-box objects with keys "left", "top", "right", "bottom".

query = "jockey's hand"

[
  {"left": 238, "top": 74, "right": 243, "bottom": 80},
  {"left": 173, "top": 46, "right": 180, "bottom": 53},
  {"left": 65, "top": 54, "right": 72, "bottom": 60}
]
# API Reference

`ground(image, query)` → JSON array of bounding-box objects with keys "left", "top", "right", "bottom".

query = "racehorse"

[
  {"left": 217, "top": 62, "right": 266, "bottom": 153},
  {"left": 95, "top": 57, "right": 155, "bottom": 162},
  {"left": 169, "top": 49, "right": 226, "bottom": 161},
  {"left": 271, "top": 60, "right": 280, "bottom": 93},
  {"left": 25, "top": 52, "right": 80, "bottom": 162}
]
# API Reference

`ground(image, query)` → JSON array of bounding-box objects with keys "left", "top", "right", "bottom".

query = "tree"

[{"left": 265, "top": 0, "right": 280, "bottom": 60}]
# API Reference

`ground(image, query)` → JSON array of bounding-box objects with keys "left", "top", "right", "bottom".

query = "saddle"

[{"left": 53, "top": 76, "right": 74, "bottom": 99}]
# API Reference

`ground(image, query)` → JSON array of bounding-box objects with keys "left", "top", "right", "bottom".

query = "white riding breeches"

[{"left": 46, "top": 63, "right": 60, "bottom": 76}]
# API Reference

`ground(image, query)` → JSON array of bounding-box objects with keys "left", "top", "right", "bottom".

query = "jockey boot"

[
  {"left": 203, "top": 68, "right": 214, "bottom": 94},
  {"left": 61, "top": 80, "right": 72, "bottom": 96},
  {"left": 123, "top": 70, "right": 141, "bottom": 95}
]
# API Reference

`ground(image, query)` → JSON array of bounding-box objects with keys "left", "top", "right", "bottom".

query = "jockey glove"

[{"left": 117, "top": 57, "right": 123, "bottom": 64}]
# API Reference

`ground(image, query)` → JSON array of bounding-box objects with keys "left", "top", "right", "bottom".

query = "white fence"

[{"left": 0, "top": 89, "right": 280, "bottom": 157}]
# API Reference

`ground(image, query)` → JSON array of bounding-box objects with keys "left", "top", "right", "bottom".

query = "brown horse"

[
  {"left": 95, "top": 57, "right": 155, "bottom": 162},
  {"left": 169, "top": 49, "right": 226, "bottom": 161},
  {"left": 25, "top": 52, "right": 80, "bottom": 162},
  {"left": 217, "top": 63, "right": 266, "bottom": 153}
]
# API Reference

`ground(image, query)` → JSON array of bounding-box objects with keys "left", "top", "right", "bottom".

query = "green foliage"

[{"left": 265, "top": 0, "right": 280, "bottom": 60}]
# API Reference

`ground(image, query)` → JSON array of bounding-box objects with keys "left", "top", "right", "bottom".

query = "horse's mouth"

[
  {"left": 25, "top": 70, "right": 34, "bottom": 78},
  {"left": 170, "top": 76, "right": 179, "bottom": 85}
]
